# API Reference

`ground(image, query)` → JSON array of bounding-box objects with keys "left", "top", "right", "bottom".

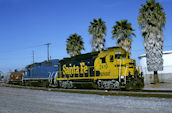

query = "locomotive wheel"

[
  {"left": 62, "top": 81, "right": 67, "bottom": 89},
  {"left": 97, "top": 80, "right": 104, "bottom": 89},
  {"left": 68, "top": 81, "right": 73, "bottom": 89},
  {"left": 104, "top": 81, "right": 110, "bottom": 89},
  {"left": 111, "top": 81, "right": 120, "bottom": 89},
  {"left": 59, "top": 81, "right": 73, "bottom": 89}
]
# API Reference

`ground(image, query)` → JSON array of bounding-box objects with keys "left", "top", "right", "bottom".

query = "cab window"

[
  {"left": 122, "top": 54, "right": 126, "bottom": 59},
  {"left": 110, "top": 55, "right": 114, "bottom": 62},
  {"left": 115, "top": 54, "right": 121, "bottom": 59},
  {"left": 101, "top": 57, "right": 106, "bottom": 63}
]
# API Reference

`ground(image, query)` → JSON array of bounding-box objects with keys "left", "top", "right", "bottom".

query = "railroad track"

[{"left": 1, "top": 82, "right": 172, "bottom": 98}]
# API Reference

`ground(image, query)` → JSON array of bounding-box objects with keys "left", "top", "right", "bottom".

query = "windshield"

[{"left": 115, "top": 54, "right": 126, "bottom": 59}]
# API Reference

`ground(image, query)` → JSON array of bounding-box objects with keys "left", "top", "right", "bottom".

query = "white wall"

[{"left": 138, "top": 51, "right": 172, "bottom": 84}]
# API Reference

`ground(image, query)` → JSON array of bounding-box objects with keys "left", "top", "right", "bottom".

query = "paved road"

[{"left": 0, "top": 86, "right": 172, "bottom": 113}]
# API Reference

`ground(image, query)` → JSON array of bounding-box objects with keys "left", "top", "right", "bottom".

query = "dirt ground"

[
  {"left": 144, "top": 83, "right": 172, "bottom": 90},
  {"left": 0, "top": 86, "right": 172, "bottom": 113}
]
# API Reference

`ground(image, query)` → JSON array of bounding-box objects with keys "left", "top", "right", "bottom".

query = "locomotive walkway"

[{"left": 1, "top": 82, "right": 172, "bottom": 98}]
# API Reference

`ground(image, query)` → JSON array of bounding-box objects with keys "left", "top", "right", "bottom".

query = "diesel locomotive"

[
  {"left": 22, "top": 59, "right": 59, "bottom": 87},
  {"left": 8, "top": 70, "right": 25, "bottom": 85},
  {"left": 22, "top": 47, "right": 144, "bottom": 90},
  {"left": 57, "top": 47, "right": 144, "bottom": 90}
]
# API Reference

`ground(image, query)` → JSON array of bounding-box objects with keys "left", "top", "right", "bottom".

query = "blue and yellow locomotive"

[
  {"left": 23, "top": 47, "right": 144, "bottom": 90},
  {"left": 57, "top": 47, "right": 144, "bottom": 90}
]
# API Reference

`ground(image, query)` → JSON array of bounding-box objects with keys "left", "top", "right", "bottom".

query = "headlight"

[{"left": 121, "top": 76, "right": 124, "bottom": 79}]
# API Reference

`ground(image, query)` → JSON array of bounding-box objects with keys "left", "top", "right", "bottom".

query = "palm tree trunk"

[{"left": 154, "top": 71, "right": 159, "bottom": 84}]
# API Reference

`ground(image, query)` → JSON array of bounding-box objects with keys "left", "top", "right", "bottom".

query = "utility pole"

[
  {"left": 45, "top": 43, "right": 51, "bottom": 61},
  {"left": 32, "top": 51, "right": 34, "bottom": 64}
]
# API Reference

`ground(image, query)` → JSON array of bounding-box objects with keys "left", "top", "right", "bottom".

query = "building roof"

[{"left": 138, "top": 51, "right": 172, "bottom": 59}]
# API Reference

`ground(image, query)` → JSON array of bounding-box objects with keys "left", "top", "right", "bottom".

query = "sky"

[{"left": 0, "top": 0, "right": 172, "bottom": 73}]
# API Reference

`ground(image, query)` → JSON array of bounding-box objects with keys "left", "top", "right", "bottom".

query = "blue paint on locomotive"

[{"left": 23, "top": 59, "right": 59, "bottom": 79}]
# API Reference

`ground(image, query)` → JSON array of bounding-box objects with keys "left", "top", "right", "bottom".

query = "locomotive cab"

[{"left": 94, "top": 47, "right": 144, "bottom": 89}]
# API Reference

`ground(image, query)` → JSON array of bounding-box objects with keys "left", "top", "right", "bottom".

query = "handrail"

[
  {"left": 119, "top": 60, "right": 122, "bottom": 82},
  {"left": 124, "top": 66, "right": 128, "bottom": 84}
]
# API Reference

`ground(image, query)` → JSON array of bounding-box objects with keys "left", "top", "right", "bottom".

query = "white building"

[{"left": 138, "top": 51, "right": 172, "bottom": 84}]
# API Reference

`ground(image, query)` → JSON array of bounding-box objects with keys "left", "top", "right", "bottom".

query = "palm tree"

[
  {"left": 112, "top": 20, "right": 136, "bottom": 54},
  {"left": 88, "top": 18, "right": 107, "bottom": 52},
  {"left": 138, "top": 0, "right": 166, "bottom": 84},
  {"left": 66, "top": 33, "right": 85, "bottom": 57}
]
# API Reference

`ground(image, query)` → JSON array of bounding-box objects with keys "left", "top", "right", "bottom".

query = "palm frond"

[
  {"left": 111, "top": 19, "right": 135, "bottom": 54},
  {"left": 88, "top": 18, "right": 107, "bottom": 51},
  {"left": 66, "top": 33, "right": 85, "bottom": 57}
]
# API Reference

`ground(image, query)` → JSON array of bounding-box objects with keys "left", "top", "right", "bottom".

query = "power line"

[{"left": 1, "top": 44, "right": 45, "bottom": 54}]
